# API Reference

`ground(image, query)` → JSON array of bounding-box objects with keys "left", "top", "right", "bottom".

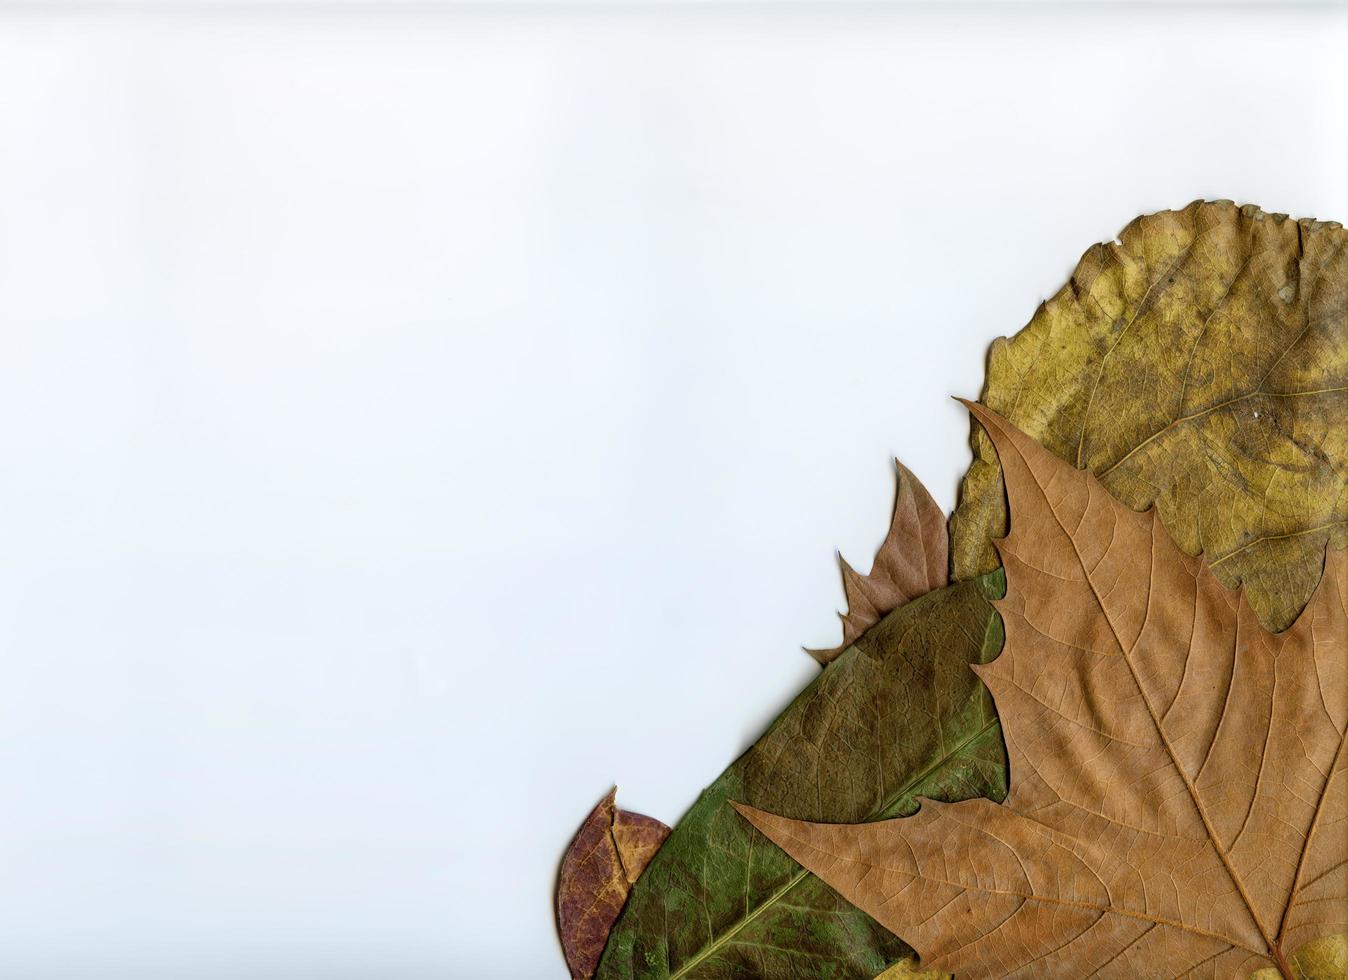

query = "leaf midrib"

[
  {"left": 667, "top": 716, "right": 1002, "bottom": 980},
  {"left": 1022, "top": 415, "right": 1291, "bottom": 974}
]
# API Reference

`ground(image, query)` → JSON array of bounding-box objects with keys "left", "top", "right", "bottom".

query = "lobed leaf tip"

[{"left": 728, "top": 800, "right": 759, "bottom": 823}]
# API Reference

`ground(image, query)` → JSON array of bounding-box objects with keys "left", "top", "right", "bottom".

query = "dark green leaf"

[{"left": 595, "top": 572, "right": 1007, "bottom": 979}]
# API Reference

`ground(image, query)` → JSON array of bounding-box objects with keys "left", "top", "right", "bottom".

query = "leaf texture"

[
  {"left": 808, "top": 460, "right": 948, "bottom": 665},
  {"left": 737, "top": 404, "right": 1348, "bottom": 979},
  {"left": 558, "top": 788, "right": 672, "bottom": 979},
  {"left": 874, "top": 956, "right": 946, "bottom": 980},
  {"left": 949, "top": 200, "right": 1348, "bottom": 632},
  {"left": 595, "top": 573, "right": 1007, "bottom": 979}
]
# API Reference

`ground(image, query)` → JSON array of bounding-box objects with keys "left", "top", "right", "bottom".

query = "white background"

[{"left": 0, "top": 2, "right": 1345, "bottom": 977}]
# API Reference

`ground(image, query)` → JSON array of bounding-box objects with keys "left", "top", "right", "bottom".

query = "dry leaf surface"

[
  {"left": 739, "top": 404, "right": 1347, "bottom": 978},
  {"left": 808, "top": 461, "right": 948, "bottom": 664},
  {"left": 558, "top": 788, "right": 671, "bottom": 979},
  {"left": 950, "top": 200, "right": 1348, "bottom": 632}
]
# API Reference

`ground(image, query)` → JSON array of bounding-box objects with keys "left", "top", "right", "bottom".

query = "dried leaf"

[
  {"left": 807, "top": 460, "right": 948, "bottom": 665},
  {"left": 950, "top": 200, "right": 1348, "bottom": 632},
  {"left": 558, "top": 788, "right": 671, "bottom": 979},
  {"left": 874, "top": 956, "right": 947, "bottom": 980},
  {"left": 595, "top": 572, "right": 1007, "bottom": 979},
  {"left": 738, "top": 404, "right": 1347, "bottom": 978}
]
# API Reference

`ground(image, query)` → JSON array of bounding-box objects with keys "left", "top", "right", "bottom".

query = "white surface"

[{"left": 0, "top": 3, "right": 1344, "bottom": 977}]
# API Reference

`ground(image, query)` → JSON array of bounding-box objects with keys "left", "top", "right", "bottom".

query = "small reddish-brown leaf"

[
  {"left": 556, "top": 788, "right": 670, "bottom": 979},
  {"left": 738, "top": 404, "right": 1347, "bottom": 978},
  {"left": 808, "top": 460, "right": 948, "bottom": 664}
]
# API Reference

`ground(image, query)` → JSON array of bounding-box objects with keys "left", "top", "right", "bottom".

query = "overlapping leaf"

[
  {"left": 808, "top": 461, "right": 948, "bottom": 665},
  {"left": 569, "top": 202, "right": 1346, "bottom": 979},
  {"left": 595, "top": 573, "right": 1007, "bottom": 979},
  {"left": 559, "top": 789, "right": 672, "bottom": 979},
  {"left": 738, "top": 405, "right": 1347, "bottom": 978},
  {"left": 950, "top": 200, "right": 1348, "bottom": 632}
]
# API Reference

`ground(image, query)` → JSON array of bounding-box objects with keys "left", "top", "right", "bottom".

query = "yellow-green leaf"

[{"left": 950, "top": 200, "right": 1347, "bottom": 632}]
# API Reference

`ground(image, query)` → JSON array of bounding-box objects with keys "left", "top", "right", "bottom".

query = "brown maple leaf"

[
  {"left": 807, "top": 459, "right": 948, "bottom": 665},
  {"left": 556, "top": 788, "right": 670, "bottom": 979},
  {"left": 736, "top": 403, "right": 1347, "bottom": 978}
]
